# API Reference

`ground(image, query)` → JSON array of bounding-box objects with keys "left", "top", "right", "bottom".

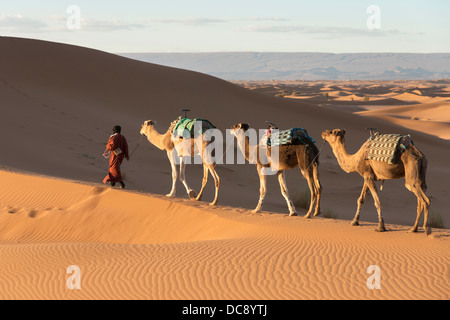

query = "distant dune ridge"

[
  {"left": 120, "top": 52, "right": 450, "bottom": 80},
  {"left": 235, "top": 80, "right": 450, "bottom": 140},
  {"left": 0, "top": 37, "right": 449, "bottom": 300}
]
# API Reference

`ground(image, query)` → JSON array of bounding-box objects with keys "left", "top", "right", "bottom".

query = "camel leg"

[
  {"left": 166, "top": 150, "right": 177, "bottom": 197},
  {"left": 253, "top": 166, "right": 267, "bottom": 213},
  {"left": 312, "top": 163, "right": 322, "bottom": 217},
  {"left": 195, "top": 164, "right": 209, "bottom": 202},
  {"left": 207, "top": 163, "right": 220, "bottom": 206},
  {"left": 303, "top": 170, "right": 316, "bottom": 219},
  {"left": 179, "top": 157, "right": 196, "bottom": 200},
  {"left": 422, "top": 199, "right": 431, "bottom": 236},
  {"left": 352, "top": 182, "right": 369, "bottom": 226},
  {"left": 408, "top": 185, "right": 431, "bottom": 235},
  {"left": 404, "top": 158, "right": 431, "bottom": 234},
  {"left": 278, "top": 171, "right": 297, "bottom": 216},
  {"left": 366, "top": 179, "right": 386, "bottom": 232},
  {"left": 409, "top": 198, "right": 423, "bottom": 233}
]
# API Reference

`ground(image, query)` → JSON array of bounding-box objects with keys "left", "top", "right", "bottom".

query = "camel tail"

[
  {"left": 409, "top": 145, "right": 428, "bottom": 192},
  {"left": 309, "top": 139, "right": 320, "bottom": 166}
]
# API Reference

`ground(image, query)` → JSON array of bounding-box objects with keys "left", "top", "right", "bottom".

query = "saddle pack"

[
  {"left": 172, "top": 117, "right": 216, "bottom": 138},
  {"left": 366, "top": 132, "right": 412, "bottom": 164},
  {"left": 266, "top": 127, "right": 315, "bottom": 147}
]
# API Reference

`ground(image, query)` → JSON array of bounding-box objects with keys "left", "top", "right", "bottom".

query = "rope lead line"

[
  {"left": 129, "top": 135, "right": 144, "bottom": 159},
  {"left": 306, "top": 141, "right": 326, "bottom": 172}
]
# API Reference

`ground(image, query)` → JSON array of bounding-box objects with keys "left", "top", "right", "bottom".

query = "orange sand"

[{"left": 1, "top": 170, "right": 448, "bottom": 299}]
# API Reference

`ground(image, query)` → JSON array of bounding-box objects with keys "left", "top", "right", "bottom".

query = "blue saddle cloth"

[{"left": 267, "top": 128, "right": 315, "bottom": 147}]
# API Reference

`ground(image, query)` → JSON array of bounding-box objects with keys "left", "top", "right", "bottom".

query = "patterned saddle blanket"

[
  {"left": 366, "top": 133, "right": 412, "bottom": 164},
  {"left": 172, "top": 117, "right": 216, "bottom": 138},
  {"left": 267, "top": 127, "right": 315, "bottom": 147}
]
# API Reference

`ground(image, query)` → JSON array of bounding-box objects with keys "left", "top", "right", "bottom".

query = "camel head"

[
  {"left": 322, "top": 129, "right": 346, "bottom": 145},
  {"left": 140, "top": 120, "right": 156, "bottom": 136},
  {"left": 230, "top": 123, "right": 250, "bottom": 136}
]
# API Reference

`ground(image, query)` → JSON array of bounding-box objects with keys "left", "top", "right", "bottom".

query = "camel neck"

[
  {"left": 146, "top": 126, "right": 172, "bottom": 151},
  {"left": 235, "top": 131, "right": 258, "bottom": 164},
  {"left": 330, "top": 138, "right": 360, "bottom": 173}
]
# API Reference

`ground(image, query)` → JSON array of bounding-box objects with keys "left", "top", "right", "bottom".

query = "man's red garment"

[{"left": 103, "top": 133, "right": 129, "bottom": 184}]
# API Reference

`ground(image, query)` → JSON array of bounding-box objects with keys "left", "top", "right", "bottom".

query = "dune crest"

[{"left": 356, "top": 102, "right": 450, "bottom": 139}]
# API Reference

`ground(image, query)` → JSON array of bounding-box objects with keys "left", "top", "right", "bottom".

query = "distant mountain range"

[{"left": 119, "top": 52, "right": 450, "bottom": 81}]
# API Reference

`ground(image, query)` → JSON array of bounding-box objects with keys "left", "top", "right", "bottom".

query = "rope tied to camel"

[
  {"left": 305, "top": 140, "right": 325, "bottom": 172},
  {"left": 129, "top": 134, "right": 144, "bottom": 159}
]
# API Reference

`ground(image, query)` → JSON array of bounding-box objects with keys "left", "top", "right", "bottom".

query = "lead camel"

[{"left": 322, "top": 129, "right": 430, "bottom": 234}]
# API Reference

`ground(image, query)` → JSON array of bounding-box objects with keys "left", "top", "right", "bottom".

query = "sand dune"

[
  {"left": 356, "top": 102, "right": 450, "bottom": 139},
  {"left": 0, "top": 37, "right": 449, "bottom": 300},
  {"left": 1, "top": 169, "right": 448, "bottom": 300},
  {"left": 0, "top": 170, "right": 250, "bottom": 245}
]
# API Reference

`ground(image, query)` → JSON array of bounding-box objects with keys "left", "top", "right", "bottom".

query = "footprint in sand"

[
  {"left": 91, "top": 186, "right": 108, "bottom": 195},
  {"left": 28, "top": 209, "right": 52, "bottom": 219},
  {"left": 28, "top": 209, "right": 39, "bottom": 218},
  {"left": 67, "top": 186, "right": 109, "bottom": 212}
]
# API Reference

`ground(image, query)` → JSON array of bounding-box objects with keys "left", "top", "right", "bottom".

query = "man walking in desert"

[{"left": 103, "top": 125, "right": 129, "bottom": 189}]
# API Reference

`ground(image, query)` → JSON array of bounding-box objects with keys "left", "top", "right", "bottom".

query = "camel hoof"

[
  {"left": 209, "top": 202, "right": 217, "bottom": 206},
  {"left": 252, "top": 209, "right": 261, "bottom": 214},
  {"left": 303, "top": 214, "right": 311, "bottom": 219},
  {"left": 289, "top": 212, "right": 298, "bottom": 217},
  {"left": 375, "top": 226, "right": 386, "bottom": 232},
  {"left": 351, "top": 220, "right": 359, "bottom": 226},
  {"left": 407, "top": 228, "right": 418, "bottom": 233},
  {"left": 195, "top": 196, "right": 202, "bottom": 201},
  {"left": 313, "top": 211, "right": 321, "bottom": 217},
  {"left": 165, "top": 193, "right": 175, "bottom": 198},
  {"left": 425, "top": 227, "right": 431, "bottom": 236},
  {"left": 188, "top": 190, "right": 197, "bottom": 200}
]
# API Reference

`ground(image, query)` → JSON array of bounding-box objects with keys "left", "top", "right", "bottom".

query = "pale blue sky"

[{"left": 0, "top": 0, "right": 448, "bottom": 53}]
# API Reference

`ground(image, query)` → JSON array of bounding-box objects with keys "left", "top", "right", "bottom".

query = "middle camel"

[{"left": 230, "top": 123, "right": 322, "bottom": 217}]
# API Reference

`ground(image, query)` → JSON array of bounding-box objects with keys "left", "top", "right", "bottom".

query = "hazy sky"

[{"left": 0, "top": 0, "right": 448, "bottom": 53}]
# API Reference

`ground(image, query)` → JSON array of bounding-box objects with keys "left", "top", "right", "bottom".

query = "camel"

[
  {"left": 140, "top": 119, "right": 220, "bottom": 206},
  {"left": 230, "top": 123, "right": 322, "bottom": 217},
  {"left": 321, "top": 129, "right": 430, "bottom": 234}
]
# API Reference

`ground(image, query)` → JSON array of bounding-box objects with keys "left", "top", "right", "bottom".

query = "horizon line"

[{"left": 118, "top": 51, "right": 450, "bottom": 54}]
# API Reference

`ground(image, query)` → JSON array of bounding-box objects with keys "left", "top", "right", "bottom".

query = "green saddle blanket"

[
  {"left": 173, "top": 117, "right": 216, "bottom": 138},
  {"left": 267, "top": 128, "right": 315, "bottom": 147}
]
